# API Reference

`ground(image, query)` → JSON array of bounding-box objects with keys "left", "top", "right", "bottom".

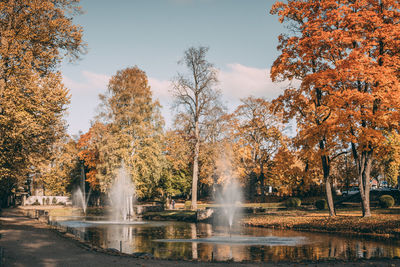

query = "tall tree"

[
  {"left": 172, "top": 46, "right": 222, "bottom": 209},
  {"left": 0, "top": 0, "right": 84, "bottom": 205},
  {"left": 230, "top": 97, "right": 284, "bottom": 201},
  {"left": 271, "top": 0, "right": 400, "bottom": 217},
  {"left": 97, "top": 66, "right": 165, "bottom": 199},
  {"left": 271, "top": 1, "right": 344, "bottom": 216}
]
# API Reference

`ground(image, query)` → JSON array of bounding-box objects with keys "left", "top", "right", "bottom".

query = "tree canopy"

[{"left": 0, "top": 0, "right": 85, "bottom": 205}]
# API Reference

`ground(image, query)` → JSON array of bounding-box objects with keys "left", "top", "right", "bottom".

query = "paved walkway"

[{"left": 0, "top": 208, "right": 399, "bottom": 267}]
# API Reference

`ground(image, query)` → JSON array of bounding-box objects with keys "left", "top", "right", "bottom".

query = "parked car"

[
  {"left": 342, "top": 187, "right": 359, "bottom": 196},
  {"left": 371, "top": 187, "right": 399, "bottom": 192}
]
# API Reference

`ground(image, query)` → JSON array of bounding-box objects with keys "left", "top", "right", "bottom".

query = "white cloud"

[
  {"left": 63, "top": 71, "right": 110, "bottom": 136},
  {"left": 219, "top": 63, "right": 286, "bottom": 104},
  {"left": 148, "top": 78, "right": 174, "bottom": 127},
  {"left": 63, "top": 71, "right": 110, "bottom": 94},
  {"left": 148, "top": 78, "right": 173, "bottom": 103}
]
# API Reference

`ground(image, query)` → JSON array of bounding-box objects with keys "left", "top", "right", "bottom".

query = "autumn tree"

[
  {"left": 271, "top": 0, "right": 400, "bottom": 217},
  {"left": 76, "top": 122, "right": 108, "bottom": 205},
  {"left": 38, "top": 137, "right": 81, "bottom": 196},
  {"left": 270, "top": 0, "right": 343, "bottom": 216},
  {"left": 377, "top": 131, "right": 400, "bottom": 187},
  {"left": 77, "top": 122, "right": 106, "bottom": 191},
  {"left": 334, "top": 0, "right": 400, "bottom": 217},
  {"left": 271, "top": 147, "right": 311, "bottom": 196},
  {"left": 271, "top": 3, "right": 342, "bottom": 214},
  {"left": 161, "top": 130, "right": 192, "bottom": 198},
  {"left": 230, "top": 97, "right": 284, "bottom": 201},
  {"left": 171, "top": 46, "right": 223, "bottom": 209},
  {"left": 0, "top": 0, "right": 84, "bottom": 205},
  {"left": 97, "top": 66, "right": 165, "bottom": 199}
]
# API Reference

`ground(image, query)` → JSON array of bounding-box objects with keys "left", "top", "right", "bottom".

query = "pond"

[{"left": 49, "top": 216, "right": 400, "bottom": 262}]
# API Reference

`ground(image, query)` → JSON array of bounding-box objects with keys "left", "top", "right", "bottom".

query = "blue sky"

[{"left": 61, "top": 0, "right": 288, "bottom": 136}]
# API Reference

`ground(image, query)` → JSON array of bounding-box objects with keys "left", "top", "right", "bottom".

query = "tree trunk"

[
  {"left": 359, "top": 151, "right": 372, "bottom": 217},
  {"left": 321, "top": 152, "right": 335, "bottom": 216},
  {"left": 259, "top": 161, "right": 265, "bottom": 200},
  {"left": 259, "top": 172, "right": 265, "bottom": 200},
  {"left": 191, "top": 121, "right": 200, "bottom": 210},
  {"left": 325, "top": 176, "right": 335, "bottom": 217}
]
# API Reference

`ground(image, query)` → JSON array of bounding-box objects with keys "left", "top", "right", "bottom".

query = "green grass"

[{"left": 47, "top": 207, "right": 79, "bottom": 216}]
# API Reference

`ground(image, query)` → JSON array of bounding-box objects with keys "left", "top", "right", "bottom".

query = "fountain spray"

[
  {"left": 109, "top": 163, "right": 136, "bottom": 221},
  {"left": 73, "top": 187, "right": 92, "bottom": 216},
  {"left": 215, "top": 150, "right": 242, "bottom": 237}
]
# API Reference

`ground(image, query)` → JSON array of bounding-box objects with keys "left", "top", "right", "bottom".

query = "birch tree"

[{"left": 172, "top": 46, "right": 222, "bottom": 209}]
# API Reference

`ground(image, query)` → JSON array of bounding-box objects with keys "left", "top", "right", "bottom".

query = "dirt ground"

[{"left": 1, "top": 208, "right": 400, "bottom": 267}]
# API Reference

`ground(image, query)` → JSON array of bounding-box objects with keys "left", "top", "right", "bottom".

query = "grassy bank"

[{"left": 243, "top": 207, "right": 400, "bottom": 239}]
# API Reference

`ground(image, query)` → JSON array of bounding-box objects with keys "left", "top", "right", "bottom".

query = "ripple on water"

[{"left": 155, "top": 235, "right": 309, "bottom": 246}]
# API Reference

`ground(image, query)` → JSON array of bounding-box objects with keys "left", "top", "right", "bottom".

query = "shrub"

[
  {"left": 285, "top": 197, "right": 301, "bottom": 208},
  {"left": 184, "top": 200, "right": 192, "bottom": 210},
  {"left": 315, "top": 199, "right": 327, "bottom": 210},
  {"left": 379, "top": 195, "right": 395, "bottom": 208},
  {"left": 32, "top": 199, "right": 41, "bottom": 206},
  {"left": 52, "top": 197, "right": 57, "bottom": 205},
  {"left": 45, "top": 197, "right": 50, "bottom": 205}
]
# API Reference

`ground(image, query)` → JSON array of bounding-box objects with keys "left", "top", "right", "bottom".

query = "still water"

[{"left": 50, "top": 217, "right": 400, "bottom": 262}]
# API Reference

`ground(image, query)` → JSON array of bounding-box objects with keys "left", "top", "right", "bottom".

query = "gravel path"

[{"left": 1, "top": 208, "right": 400, "bottom": 267}]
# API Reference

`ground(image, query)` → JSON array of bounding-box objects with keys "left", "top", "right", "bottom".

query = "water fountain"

[
  {"left": 216, "top": 179, "right": 242, "bottom": 235},
  {"left": 109, "top": 164, "right": 135, "bottom": 221},
  {"left": 213, "top": 152, "right": 243, "bottom": 235},
  {"left": 72, "top": 187, "right": 91, "bottom": 215}
]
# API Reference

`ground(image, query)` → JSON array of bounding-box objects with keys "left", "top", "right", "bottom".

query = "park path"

[{"left": 0, "top": 208, "right": 399, "bottom": 267}]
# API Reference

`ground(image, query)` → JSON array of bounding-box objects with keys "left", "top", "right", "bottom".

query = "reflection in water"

[
  {"left": 191, "top": 223, "right": 198, "bottom": 259},
  {"left": 51, "top": 218, "right": 400, "bottom": 262}
]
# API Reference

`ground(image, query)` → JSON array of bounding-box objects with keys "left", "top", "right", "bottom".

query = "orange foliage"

[
  {"left": 77, "top": 122, "right": 106, "bottom": 189},
  {"left": 270, "top": 0, "right": 400, "bottom": 216}
]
